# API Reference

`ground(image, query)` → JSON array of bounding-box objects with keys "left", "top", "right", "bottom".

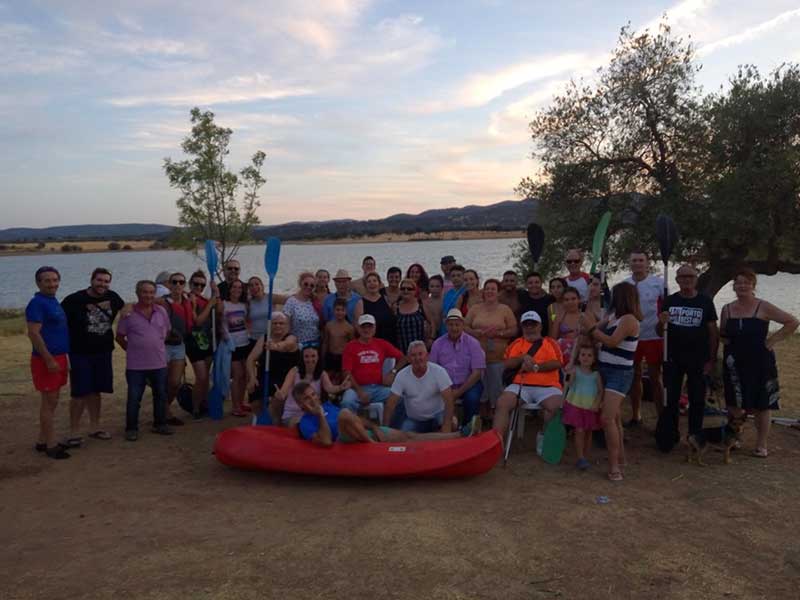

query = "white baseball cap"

[
  {"left": 358, "top": 314, "right": 377, "bottom": 326},
  {"left": 520, "top": 311, "right": 542, "bottom": 324}
]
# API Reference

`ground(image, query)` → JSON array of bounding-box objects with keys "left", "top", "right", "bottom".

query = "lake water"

[{"left": 1, "top": 239, "right": 798, "bottom": 321}]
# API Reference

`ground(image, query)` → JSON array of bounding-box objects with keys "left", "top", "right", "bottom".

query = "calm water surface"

[{"left": 1, "top": 239, "right": 797, "bottom": 321}]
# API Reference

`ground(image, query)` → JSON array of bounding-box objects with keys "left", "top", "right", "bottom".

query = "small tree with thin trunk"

[{"left": 164, "top": 107, "right": 266, "bottom": 270}]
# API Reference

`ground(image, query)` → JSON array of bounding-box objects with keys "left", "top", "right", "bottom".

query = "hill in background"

[{"left": 0, "top": 198, "right": 537, "bottom": 242}]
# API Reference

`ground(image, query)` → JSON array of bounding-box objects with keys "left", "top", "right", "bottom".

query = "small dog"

[{"left": 686, "top": 412, "right": 745, "bottom": 466}]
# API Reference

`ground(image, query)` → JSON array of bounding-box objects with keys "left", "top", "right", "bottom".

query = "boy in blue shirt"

[{"left": 294, "top": 382, "right": 479, "bottom": 446}]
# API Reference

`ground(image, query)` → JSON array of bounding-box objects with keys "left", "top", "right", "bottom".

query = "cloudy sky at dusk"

[{"left": 2, "top": 0, "right": 799, "bottom": 227}]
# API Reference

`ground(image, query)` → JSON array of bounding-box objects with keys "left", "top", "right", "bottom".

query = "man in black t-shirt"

[
  {"left": 517, "top": 271, "right": 554, "bottom": 337},
  {"left": 216, "top": 259, "right": 241, "bottom": 301},
  {"left": 657, "top": 265, "right": 719, "bottom": 441},
  {"left": 61, "top": 268, "right": 125, "bottom": 445}
]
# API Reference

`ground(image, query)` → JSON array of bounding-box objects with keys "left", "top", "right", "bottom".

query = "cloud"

[
  {"left": 415, "top": 52, "right": 593, "bottom": 113},
  {"left": 639, "top": 0, "right": 717, "bottom": 35},
  {"left": 697, "top": 7, "right": 800, "bottom": 56}
]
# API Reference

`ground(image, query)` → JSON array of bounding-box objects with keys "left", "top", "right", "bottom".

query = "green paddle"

[
  {"left": 541, "top": 410, "right": 567, "bottom": 465},
  {"left": 589, "top": 211, "right": 612, "bottom": 274}
]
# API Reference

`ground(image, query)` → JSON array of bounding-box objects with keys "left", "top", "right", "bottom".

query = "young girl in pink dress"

[{"left": 562, "top": 343, "right": 604, "bottom": 470}]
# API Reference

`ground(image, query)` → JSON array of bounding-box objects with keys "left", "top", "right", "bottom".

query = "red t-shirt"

[{"left": 342, "top": 337, "right": 404, "bottom": 386}]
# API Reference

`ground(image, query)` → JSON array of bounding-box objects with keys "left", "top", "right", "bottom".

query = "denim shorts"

[
  {"left": 165, "top": 342, "right": 186, "bottom": 362},
  {"left": 599, "top": 365, "right": 634, "bottom": 397}
]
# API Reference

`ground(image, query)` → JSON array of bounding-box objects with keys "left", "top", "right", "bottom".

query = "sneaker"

[
  {"left": 125, "top": 430, "right": 139, "bottom": 442},
  {"left": 45, "top": 446, "right": 71, "bottom": 459},
  {"left": 151, "top": 425, "right": 174, "bottom": 436},
  {"left": 576, "top": 457, "right": 591, "bottom": 470}
]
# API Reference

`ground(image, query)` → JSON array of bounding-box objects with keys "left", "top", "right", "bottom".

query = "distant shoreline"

[{"left": 0, "top": 230, "right": 524, "bottom": 257}]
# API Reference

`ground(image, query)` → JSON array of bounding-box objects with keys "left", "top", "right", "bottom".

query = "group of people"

[{"left": 25, "top": 248, "right": 798, "bottom": 481}]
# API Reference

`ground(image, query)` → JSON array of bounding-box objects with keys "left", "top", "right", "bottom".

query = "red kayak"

[{"left": 214, "top": 426, "right": 501, "bottom": 479}]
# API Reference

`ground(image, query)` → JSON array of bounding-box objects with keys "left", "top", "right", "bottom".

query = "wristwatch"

[{"left": 532, "top": 363, "right": 540, "bottom": 373}]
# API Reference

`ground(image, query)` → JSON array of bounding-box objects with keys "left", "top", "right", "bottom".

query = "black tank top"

[
  {"left": 259, "top": 333, "right": 300, "bottom": 390},
  {"left": 362, "top": 295, "right": 397, "bottom": 347}
]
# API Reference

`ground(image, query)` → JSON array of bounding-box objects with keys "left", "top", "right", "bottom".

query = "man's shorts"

[
  {"left": 634, "top": 339, "right": 664, "bottom": 365},
  {"left": 31, "top": 354, "right": 69, "bottom": 393},
  {"left": 69, "top": 352, "right": 113, "bottom": 397},
  {"left": 503, "top": 384, "right": 562, "bottom": 408},
  {"left": 339, "top": 425, "right": 392, "bottom": 443}
]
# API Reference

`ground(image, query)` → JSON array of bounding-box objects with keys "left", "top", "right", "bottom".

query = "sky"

[{"left": 1, "top": 0, "right": 799, "bottom": 228}]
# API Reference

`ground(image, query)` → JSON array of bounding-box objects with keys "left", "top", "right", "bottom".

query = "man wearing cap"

[
  {"left": 429, "top": 308, "right": 486, "bottom": 426},
  {"left": 492, "top": 311, "right": 564, "bottom": 438},
  {"left": 340, "top": 314, "right": 408, "bottom": 419},
  {"left": 322, "top": 269, "right": 361, "bottom": 323},
  {"left": 440, "top": 255, "right": 456, "bottom": 292},
  {"left": 26, "top": 266, "right": 71, "bottom": 459}
]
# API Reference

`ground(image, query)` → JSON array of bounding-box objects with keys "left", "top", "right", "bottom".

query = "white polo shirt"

[{"left": 626, "top": 274, "right": 664, "bottom": 341}]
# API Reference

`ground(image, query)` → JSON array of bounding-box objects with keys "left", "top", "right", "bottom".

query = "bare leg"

[
  {"left": 617, "top": 412, "right": 626, "bottom": 466},
  {"left": 339, "top": 411, "right": 375, "bottom": 442},
  {"left": 754, "top": 409, "right": 770, "bottom": 451},
  {"left": 269, "top": 397, "right": 285, "bottom": 425},
  {"left": 583, "top": 430, "right": 593, "bottom": 460},
  {"left": 575, "top": 428, "right": 586, "bottom": 460},
  {"left": 602, "top": 392, "right": 624, "bottom": 475},
  {"left": 492, "top": 391, "right": 518, "bottom": 434},
  {"left": 630, "top": 361, "right": 643, "bottom": 422},
  {"left": 39, "top": 390, "right": 60, "bottom": 447},
  {"left": 405, "top": 431, "right": 462, "bottom": 441},
  {"left": 190, "top": 359, "right": 209, "bottom": 415},
  {"left": 85, "top": 393, "right": 102, "bottom": 430},
  {"left": 69, "top": 396, "right": 85, "bottom": 436},
  {"left": 166, "top": 359, "right": 185, "bottom": 418}
]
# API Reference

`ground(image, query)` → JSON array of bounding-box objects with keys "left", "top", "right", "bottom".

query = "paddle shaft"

[
  {"left": 259, "top": 276, "right": 276, "bottom": 423},
  {"left": 662, "top": 259, "right": 669, "bottom": 407}
]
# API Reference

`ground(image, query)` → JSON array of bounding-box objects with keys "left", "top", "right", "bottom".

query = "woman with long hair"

[
  {"left": 272, "top": 346, "right": 350, "bottom": 426},
  {"left": 552, "top": 286, "right": 595, "bottom": 366},
  {"left": 458, "top": 269, "right": 483, "bottom": 316},
  {"left": 313, "top": 269, "right": 331, "bottom": 318},
  {"left": 406, "top": 263, "right": 430, "bottom": 298},
  {"left": 584, "top": 281, "right": 642, "bottom": 481},
  {"left": 219, "top": 279, "right": 251, "bottom": 416},
  {"left": 185, "top": 270, "right": 217, "bottom": 420}
]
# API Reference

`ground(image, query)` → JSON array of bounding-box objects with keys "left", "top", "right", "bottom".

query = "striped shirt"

[{"left": 598, "top": 315, "right": 639, "bottom": 369}]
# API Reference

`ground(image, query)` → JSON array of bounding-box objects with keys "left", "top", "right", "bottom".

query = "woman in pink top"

[{"left": 272, "top": 346, "right": 350, "bottom": 426}]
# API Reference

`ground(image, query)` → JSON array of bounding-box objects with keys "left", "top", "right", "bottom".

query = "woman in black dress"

[
  {"left": 720, "top": 269, "right": 798, "bottom": 457},
  {"left": 354, "top": 272, "right": 398, "bottom": 347}
]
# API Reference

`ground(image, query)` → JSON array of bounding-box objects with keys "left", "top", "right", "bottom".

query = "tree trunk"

[{"left": 698, "top": 260, "right": 735, "bottom": 299}]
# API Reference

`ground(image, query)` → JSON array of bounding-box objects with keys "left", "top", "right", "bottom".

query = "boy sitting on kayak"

[{"left": 293, "top": 381, "right": 480, "bottom": 447}]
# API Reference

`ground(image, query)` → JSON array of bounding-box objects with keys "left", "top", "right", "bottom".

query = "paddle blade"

[
  {"left": 541, "top": 411, "right": 567, "bottom": 465},
  {"left": 208, "top": 386, "right": 224, "bottom": 421},
  {"left": 204, "top": 240, "right": 218, "bottom": 277},
  {"left": 655, "top": 214, "right": 678, "bottom": 265},
  {"left": 265, "top": 237, "right": 281, "bottom": 277},
  {"left": 590, "top": 211, "right": 612, "bottom": 273},
  {"left": 526, "top": 223, "right": 545, "bottom": 265}
]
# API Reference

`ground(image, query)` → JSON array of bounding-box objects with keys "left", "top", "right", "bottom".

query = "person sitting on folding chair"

[{"left": 492, "top": 311, "right": 563, "bottom": 440}]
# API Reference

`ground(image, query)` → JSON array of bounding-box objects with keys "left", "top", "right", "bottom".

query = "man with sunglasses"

[
  {"left": 60, "top": 268, "right": 125, "bottom": 446},
  {"left": 657, "top": 265, "right": 719, "bottom": 446},
  {"left": 217, "top": 259, "right": 241, "bottom": 301},
  {"left": 563, "top": 249, "right": 590, "bottom": 302}
]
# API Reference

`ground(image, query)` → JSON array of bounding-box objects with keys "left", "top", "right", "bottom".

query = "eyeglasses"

[
  {"left": 171, "top": 279, "right": 186, "bottom": 285},
  {"left": 400, "top": 287, "right": 415, "bottom": 292},
  {"left": 191, "top": 281, "right": 206, "bottom": 288},
  {"left": 301, "top": 282, "right": 314, "bottom": 288},
  {"left": 565, "top": 259, "right": 580, "bottom": 265}
]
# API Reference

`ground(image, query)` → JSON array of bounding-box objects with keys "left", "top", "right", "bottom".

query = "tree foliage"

[
  {"left": 164, "top": 107, "right": 266, "bottom": 268},
  {"left": 515, "top": 22, "right": 800, "bottom": 296}
]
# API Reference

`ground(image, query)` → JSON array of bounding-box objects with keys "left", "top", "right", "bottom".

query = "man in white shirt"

[
  {"left": 564, "top": 249, "right": 591, "bottom": 302},
  {"left": 384, "top": 340, "right": 456, "bottom": 433},
  {"left": 625, "top": 250, "right": 664, "bottom": 427}
]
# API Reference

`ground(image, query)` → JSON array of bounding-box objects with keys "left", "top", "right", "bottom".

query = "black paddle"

[
  {"left": 655, "top": 214, "right": 679, "bottom": 453},
  {"left": 504, "top": 223, "right": 545, "bottom": 465}
]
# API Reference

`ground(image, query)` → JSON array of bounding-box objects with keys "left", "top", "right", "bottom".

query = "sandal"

[
  {"left": 88, "top": 430, "right": 112, "bottom": 440},
  {"left": 63, "top": 436, "right": 83, "bottom": 448},
  {"left": 752, "top": 447, "right": 769, "bottom": 458},
  {"left": 608, "top": 470, "right": 624, "bottom": 482}
]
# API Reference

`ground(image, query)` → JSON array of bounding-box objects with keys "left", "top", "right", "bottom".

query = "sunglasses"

[
  {"left": 226, "top": 267, "right": 240, "bottom": 272},
  {"left": 565, "top": 259, "right": 580, "bottom": 265},
  {"left": 171, "top": 279, "right": 186, "bottom": 285},
  {"left": 400, "top": 286, "right": 415, "bottom": 292},
  {"left": 191, "top": 281, "right": 206, "bottom": 288},
  {"left": 301, "top": 282, "right": 314, "bottom": 288}
]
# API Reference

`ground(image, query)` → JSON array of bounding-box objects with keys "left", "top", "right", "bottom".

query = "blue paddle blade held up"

[
  {"left": 265, "top": 237, "right": 281, "bottom": 277},
  {"left": 204, "top": 240, "right": 218, "bottom": 280}
]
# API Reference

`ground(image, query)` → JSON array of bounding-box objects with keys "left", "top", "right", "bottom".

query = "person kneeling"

[{"left": 294, "top": 381, "right": 479, "bottom": 447}]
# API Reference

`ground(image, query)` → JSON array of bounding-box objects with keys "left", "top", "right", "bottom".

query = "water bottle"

[{"left": 536, "top": 431, "right": 544, "bottom": 456}]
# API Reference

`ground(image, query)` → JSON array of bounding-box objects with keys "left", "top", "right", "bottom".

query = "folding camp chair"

[{"left": 503, "top": 400, "right": 540, "bottom": 464}]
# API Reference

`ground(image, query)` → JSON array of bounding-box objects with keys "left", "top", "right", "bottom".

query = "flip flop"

[
  {"left": 88, "top": 430, "right": 112, "bottom": 440},
  {"left": 608, "top": 470, "right": 624, "bottom": 482},
  {"left": 63, "top": 437, "right": 83, "bottom": 448},
  {"left": 752, "top": 447, "right": 768, "bottom": 458}
]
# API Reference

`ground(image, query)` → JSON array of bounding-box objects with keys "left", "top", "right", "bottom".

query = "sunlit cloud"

[{"left": 697, "top": 7, "right": 800, "bottom": 56}]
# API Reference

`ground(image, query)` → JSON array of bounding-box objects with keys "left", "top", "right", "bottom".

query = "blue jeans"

[
  {"left": 457, "top": 381, "right": 483, "bottom": 425},
  {"left": 341, "top": 384, "right": 404, "bottom": 428},
  {"left": 126, "top": 368, "right": 167, "bottom": 432},
  {"left": 401, "top": 410, "right": 444, "bottom": 433}
]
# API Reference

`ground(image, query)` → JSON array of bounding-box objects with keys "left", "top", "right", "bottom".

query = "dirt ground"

[{"left": 2, "top": 333, "right": 800, "bottom": 600}]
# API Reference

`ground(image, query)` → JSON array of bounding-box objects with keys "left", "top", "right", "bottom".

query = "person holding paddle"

[
  {"left": 720, "top": 268, "right": 798, "bottom": 458},
  {"left": 583, "top": 281, "right": 641, "bottom": 481}
]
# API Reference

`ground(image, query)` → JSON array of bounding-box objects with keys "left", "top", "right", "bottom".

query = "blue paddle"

[
  {"left": 256, "top": 237, "right": 282, "bottom": 425},
  {"left": 204, "top": 240, "right": 225, "bottom": 420}
]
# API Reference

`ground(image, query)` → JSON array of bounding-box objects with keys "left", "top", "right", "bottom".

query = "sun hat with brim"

[
  {"left": 333, "top": 269, "right": 352, "bottom": 280},
  {"left": 445, "top": 308, "right": 464, "bottom": 321}
]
